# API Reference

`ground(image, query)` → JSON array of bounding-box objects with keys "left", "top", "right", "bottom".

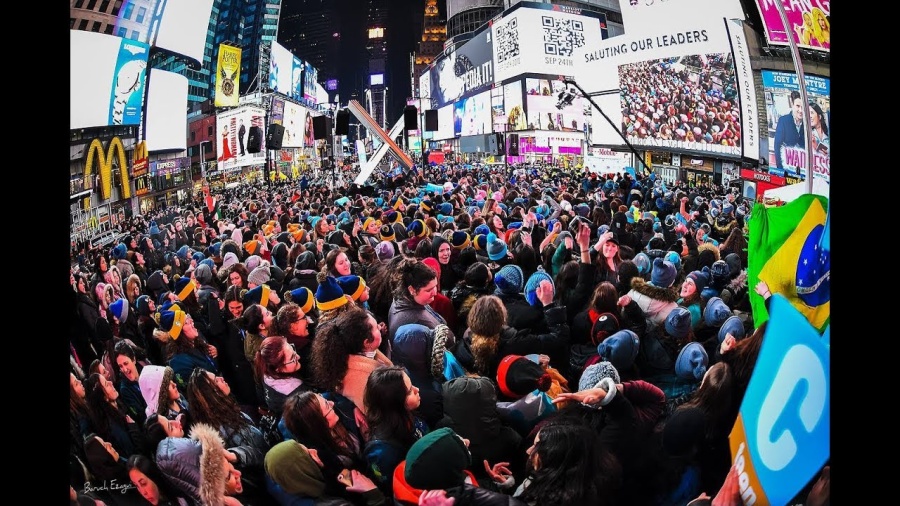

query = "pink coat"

[{"left": 340, "top": 351, "right": 393, "bottom": 415}]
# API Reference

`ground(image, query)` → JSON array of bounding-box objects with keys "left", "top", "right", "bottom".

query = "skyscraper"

[
  {"left": 367, "top": 0, "right": 389, "bottom": 128},
  {"left": 414, "top": 0, "right": 447, "bottom": 93},
  {"left": 278, "top": 0, "right": 341, "bottom": 101}
]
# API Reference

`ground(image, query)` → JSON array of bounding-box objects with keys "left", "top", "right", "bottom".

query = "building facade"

[
  {"left": 279, "top": 0, "right": 341, "bottom": 102},
  {"left": 366, "top": 0, "right": 390, "bottom": 129},
  {"left": 414, "top": 0, "right": 447, "bottom": 90}
]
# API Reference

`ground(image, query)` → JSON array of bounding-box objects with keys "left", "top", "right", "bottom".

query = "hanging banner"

[
  {"left": 108, "top": 38, "right": 150, "bottom": 126},
  {"left": 729, "top": 294, "right": 830, "bottom": 506},
  {"left": 215, "top": 44, "right": 242, "bottom": 107}
]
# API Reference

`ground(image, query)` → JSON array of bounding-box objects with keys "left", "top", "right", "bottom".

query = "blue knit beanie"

[
  {"left": 524, "top": 270, "right": 554, "bottom": 306},
  {"left": 675, "top": 342, "right": 709, "bottom": 381},
  {"left": 493, "top": 264, "right": 523, "bottom": 295},
  {"left": 650, "top": 258, "right": 677, "bottom": 288},
  {"left": 596, "top": 330, "right": 640, "bottom": 371},
  {"left": 486, "top": 233, "right": 508, "bottom": 261}
]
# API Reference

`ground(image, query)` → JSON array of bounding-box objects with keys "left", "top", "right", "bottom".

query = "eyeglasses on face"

[{"left": 283, "top": 343, "right": 299, "bottom": 367}]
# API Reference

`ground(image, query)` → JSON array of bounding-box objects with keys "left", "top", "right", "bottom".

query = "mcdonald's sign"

[
  {"left": 132, "top": 140, "right": 149, "bottom": 177},
  {"left": 84, "top": 137, "right": 132, "bottom": 200}
]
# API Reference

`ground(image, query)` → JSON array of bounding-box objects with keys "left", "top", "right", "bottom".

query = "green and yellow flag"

[
  {"left": 215, "top": 44, "right": 241, "bottom": 107},
  {"left": 748, "top": 194, "right": 830, "bottom": 332}
]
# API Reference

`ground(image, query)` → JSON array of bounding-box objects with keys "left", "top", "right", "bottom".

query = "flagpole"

[{"left": 770, "top": 1, "right": 816, "bottom": 195}]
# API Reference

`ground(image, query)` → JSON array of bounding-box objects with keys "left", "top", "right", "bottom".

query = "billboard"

[
  {"left": 755, "top": 0, "right": 830, "bottom": 52},
  {"left": 215, "top": 44, "right": 241, "bottom": 107},
  {"left": 153, "top": 0, "right": 215, "bottom": 65},
  {"left": 326, "top": 79, "right": 338, "bottom": 91},
  {"left": 524, "top": 78, "right": 586, "bottom": 133},
  {"left": 491, "top": 5, "right": 607, "bottom": 85},
  {"left": 269, "top": 41, "right": 297, "bottom": 96},
  {"left": 282, "top": 101, "right": 309, "bottom": 148},
  {"left": 370, "top": 73, "right": 384, "bottom": 86},
  {"left": 304, "top": 62, "right": 318, "bottom": 103},
  {"left": 435, "top": 104, "right": 455, "bottom": 140},
  {"left": 574, "top": 17, "right": 758, "bottom": 160},
  {"left": 216, "top": 106, "right": 266, "bottom": 171},
  {"left": 292, "top": 56, "right": 305, "bottom": 102},
  {"left": 419, "top": 72, "right": 431, "bottom": 101},
  {"left": 620, "top": 0, "right": 746, "bottom": 35},
  {"left": 145, "top": 69, "right": 188, "bottom": 152},
  {"left": 71, "top": 31, "right": 150, "bottom": 129},
  {"left": 762, "top": 70, "right": 830, "bottom": 182},
  {"left": 454, "top": 90, "right": 492, "bottom": 137},
  {"left": 429, "top": 26, "right": 494, "bottom": 109}
]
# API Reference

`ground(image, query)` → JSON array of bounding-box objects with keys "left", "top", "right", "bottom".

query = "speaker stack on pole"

[
  {"left": 266, "top": 124, "right": 284, "bottom": 150},
  {"left": 424, "top": 110, "right": 438, "bottom": 132},
  {"left": 312, "top": 116, "right": 332, "bottom": 140},
  {"left": 508, "top": 133, "right": 519, "bottom": 156},
  {"left": 335, "top": 109, "right": 350, "bottom": 136},
  {"left": 247, "top": 126, "right": 263, "bottom": 153}
]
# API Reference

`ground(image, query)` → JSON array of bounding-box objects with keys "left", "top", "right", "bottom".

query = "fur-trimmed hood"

[
  {"left": 630, "top": 277, "right": 679, "bottom": 302},
  {"left": 191, "top": 422, "right": 227, "bottom": 506},
  {"left": 697, "top": 242, "right": 721, "bottom": 261}
]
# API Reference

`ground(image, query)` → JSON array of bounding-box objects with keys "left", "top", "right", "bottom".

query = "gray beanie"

[
  {"left": 194, "top": 263, "right": 213, "bottom": 286},
  {"left": 578, "top": 361, "right": 621, "bottom": 392},
  {"left": 248, "top": 264, "right": 271, "bottom": 287}
]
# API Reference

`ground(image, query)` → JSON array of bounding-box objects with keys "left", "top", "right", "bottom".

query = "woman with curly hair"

[
  {"left": 185, "top": 368, "right": 269, "bottom": 460},
  {"left": 220, "top": 261, "right": 250, "bottom": 291},
  {"left": 309, "top": 306, "right": 392, "bottom": 415},
  {"left": 125, "top": 273, "right": 142, "bottom": 306}
]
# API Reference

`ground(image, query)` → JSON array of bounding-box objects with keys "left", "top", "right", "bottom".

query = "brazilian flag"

[{"left": 748, "top": 194, "right": 830, "bottom": 332}]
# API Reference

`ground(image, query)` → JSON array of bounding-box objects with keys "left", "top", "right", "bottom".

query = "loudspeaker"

[
  {"left": 312, "top": 116, "right": 332, "bottom": 140},
  {"left": 508, "top": 133, "right": 519, "bottom": 156},
  {"left": 424, "top": 109, "right": 438, "bottom": 131},
  {"left": 487, "top": 134, "right": 499, "bottom": 155},
  {"left": 266, "top": 124, "right": 284, "bottom": 150},
  {"left": 403, "top": 105, "right": 418, "bottom": 130},
  {"left": 495, "top": 133, "right": 505, "bottom": 156},
  {"left": 335, "top": 109, "right": 350, "bottom": 136},
  {"left": 247, "top": 126, "right": 263, "bottom": 153}
]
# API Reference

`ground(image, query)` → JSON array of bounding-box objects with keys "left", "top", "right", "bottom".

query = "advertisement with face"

[
  {"left": 762, "top": 71, "right": 830, "bottom": 182},
  {"left": 282, "top": 101, "right": 308, "bottom": 148},
  {"left": 217, "top": 106, "right": 266, "bottom": 171},
  {"left": 754, "top": 0, "right": 830, "bottom": 52},
  {"left": 429, "top": 26, "right": 494, "bottom": 109}
]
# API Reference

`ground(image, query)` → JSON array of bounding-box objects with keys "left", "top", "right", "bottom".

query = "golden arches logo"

[{"left": 85, "top": 137, "right": 131, "bottom": 200}]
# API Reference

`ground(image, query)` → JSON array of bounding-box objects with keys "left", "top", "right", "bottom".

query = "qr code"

[
  {"left": 542, "top": 16, "right": 585, "bottom": 57},
  {"left": 495, "top": 17, "right": 519, "bottom": 63}
]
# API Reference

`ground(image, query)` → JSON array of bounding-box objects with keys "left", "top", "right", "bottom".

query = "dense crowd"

[{"left": 69, "top": 162, "right": 830, "bottom": 506}]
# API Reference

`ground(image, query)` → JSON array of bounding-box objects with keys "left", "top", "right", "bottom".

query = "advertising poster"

[
  {"left": 574, "top": 17, "right": 757, "bottom": 159},
  {"left": 216, "top": 106, "right": 266, "bottom": 171},
  {"left": 762, "top": 70, "right": 830, "bottom": 182},
  {"left": 620, "top": 0, "right": 746, "bottom": 35},
  {"left": 419, "top": 72, "right": 431, "bottom": 101},
  {"left": 503, "top": 80, "right": 527, "bottom": 132},
  {"left": 454, "top": 90, "right": 492, "bottom": 137},
  {"left": 292, "top": 56, "right": 304, "bottom": 102},
  {"left": 282, "top": 101, "right": 308, "bottom": 148},
  {"left": 269, "top": 41, "right": 295, "bottom": 95},
  {"left": 429, "top": 25, "right": 494, "bottom": 109},
  {"left": 109, "top": 37, "right": 150, "bottom": 126},
  {"left": 304, "top": 62, "right": 318, "bottom": 103},
  {"left": 729, "top": 294, "right": 829, "bottom": 506},
  {"left": 435, "top": 104, "right": 455, "bottom": 140},
  {"left": 491, "top": 4, "right": 607, "bottom": 85},
  {"left": 525, "top": 78, "right": 586, "bottom": 132},
  {"left": 214, "top": 44, "right": 241, "bottom": 107},
  {"left": 754, "top": 0, "right": 830, "bottom": 52}
]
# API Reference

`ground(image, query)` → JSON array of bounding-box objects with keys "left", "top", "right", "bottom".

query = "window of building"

[
  {"left": 87, "top": 0, "right": 98, "bottom": 10},
  {"left": 208, "top": 125, "right": 213, "bottom": 136},
  {"left": 78, "top": 19, "right": 89, "bottom": 30},
  {"left": 111, "top": 0, "right": 122, "bottom": 16},
  {"left": 117, "top": 26, "right": 127, "bottom": 37},
  {"left": 122, "top": 2, "right": 134, "bottom": 20},
  {"left": 136, "top": 6, "right": 146, "bottom": 24},
  {"left": 190, "top": 131, "right": 196, "bottom": 142},
  {"left": 74, "top": 0, "right": 86, "bottom": 8},
  {"left": 131, "top": 30, "right": 140, "bottom": 40},
  {"left": 91, "top": 21, "right": 101, "bottom": 32},
  {"left": 104, "top": 24, "right": 114, "bottom": 34},
  {"left": 99, "top": 0, "right": 110, "bottom": 13},
  {"left": 70, "top": 18, "right": 76, "bottom": 28}
]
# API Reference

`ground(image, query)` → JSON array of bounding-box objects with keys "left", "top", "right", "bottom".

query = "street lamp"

[{"left": 199, "top": 140, "right": 212, "bottom": 179}]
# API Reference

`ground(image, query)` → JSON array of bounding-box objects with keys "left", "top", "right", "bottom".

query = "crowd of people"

[{"left": 69, "top": 162, "right": 830, "bottom": 506}]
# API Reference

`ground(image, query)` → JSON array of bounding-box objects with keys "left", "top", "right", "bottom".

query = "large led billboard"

[
  {"left": 491, "top": 4, "right": 607, "bottom": 85},
  {"left": 153, "top": 0, "right": 215, "bottom": 65},
  {"left": 429, "top": 25, "right": 494, "bottom": 109},
  {"left": 574, "top": 17, "right": 758, "bottom": 160},
  {"left": 269, "top": 41, "right": 297, "bottom": 96},
  {"left": 71, "top": 31, "right": 150, "bottom": 129},
  {"left": 755, "top": 0, "right": 830, "bottom": 52},
  {"left": 525, "top": 78, "right": 586, "bottom": 133},
  {"left": 216, "top": 106, "right": 266, "bottom": 171},
  {"left": 282, "top": 101, "right": 309, "bottom": 148},
  {"left": 304, "top": 62, "right": 318, "bottom": 103},
  {"left": 435, "top": 104, "right": 455, "bottom": 140},
  {"left": 145, "top": 69, "right": 188, "bottom": 151},
  {"left": 761, "top": 70, "right": 830, "bottom": 182},
  {"left": 454, "top": 90, "right": 492, "bottom": 137}
]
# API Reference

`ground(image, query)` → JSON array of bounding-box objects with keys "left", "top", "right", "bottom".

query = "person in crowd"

[
  {"left": 158, "top": 308, "right": 219, "bottom": 390},
  {"left": 255, "top": 335, "right": 309, "bottom": 415},
  {"left": 114, "top": 340, "right": 148, "bottom": 426},
  {"left": 126, "top": 454, "right": 193, "bottom": 506},
  {"left": 362, "top": 366, "right": 427, "bottom": 497},
  {"left": 83, "top": 372, "right": 148, "bottom": 459},
  {"left": 388, "top": 258, "right": 446, "bottom": 343},
  {"left": 310, "top": 306, "right": 393, "bottom": 414},
  {"left": 139, "top": 365, "right": 189, "bottom": 422}
]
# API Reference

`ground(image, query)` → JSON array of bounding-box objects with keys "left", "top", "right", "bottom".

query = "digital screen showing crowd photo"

[
  {"left": 525, "top": 78, "right": 588, "bottom": 133},
  {"left": 619, "top": 53, "right": 742, "bottom": 156}
]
